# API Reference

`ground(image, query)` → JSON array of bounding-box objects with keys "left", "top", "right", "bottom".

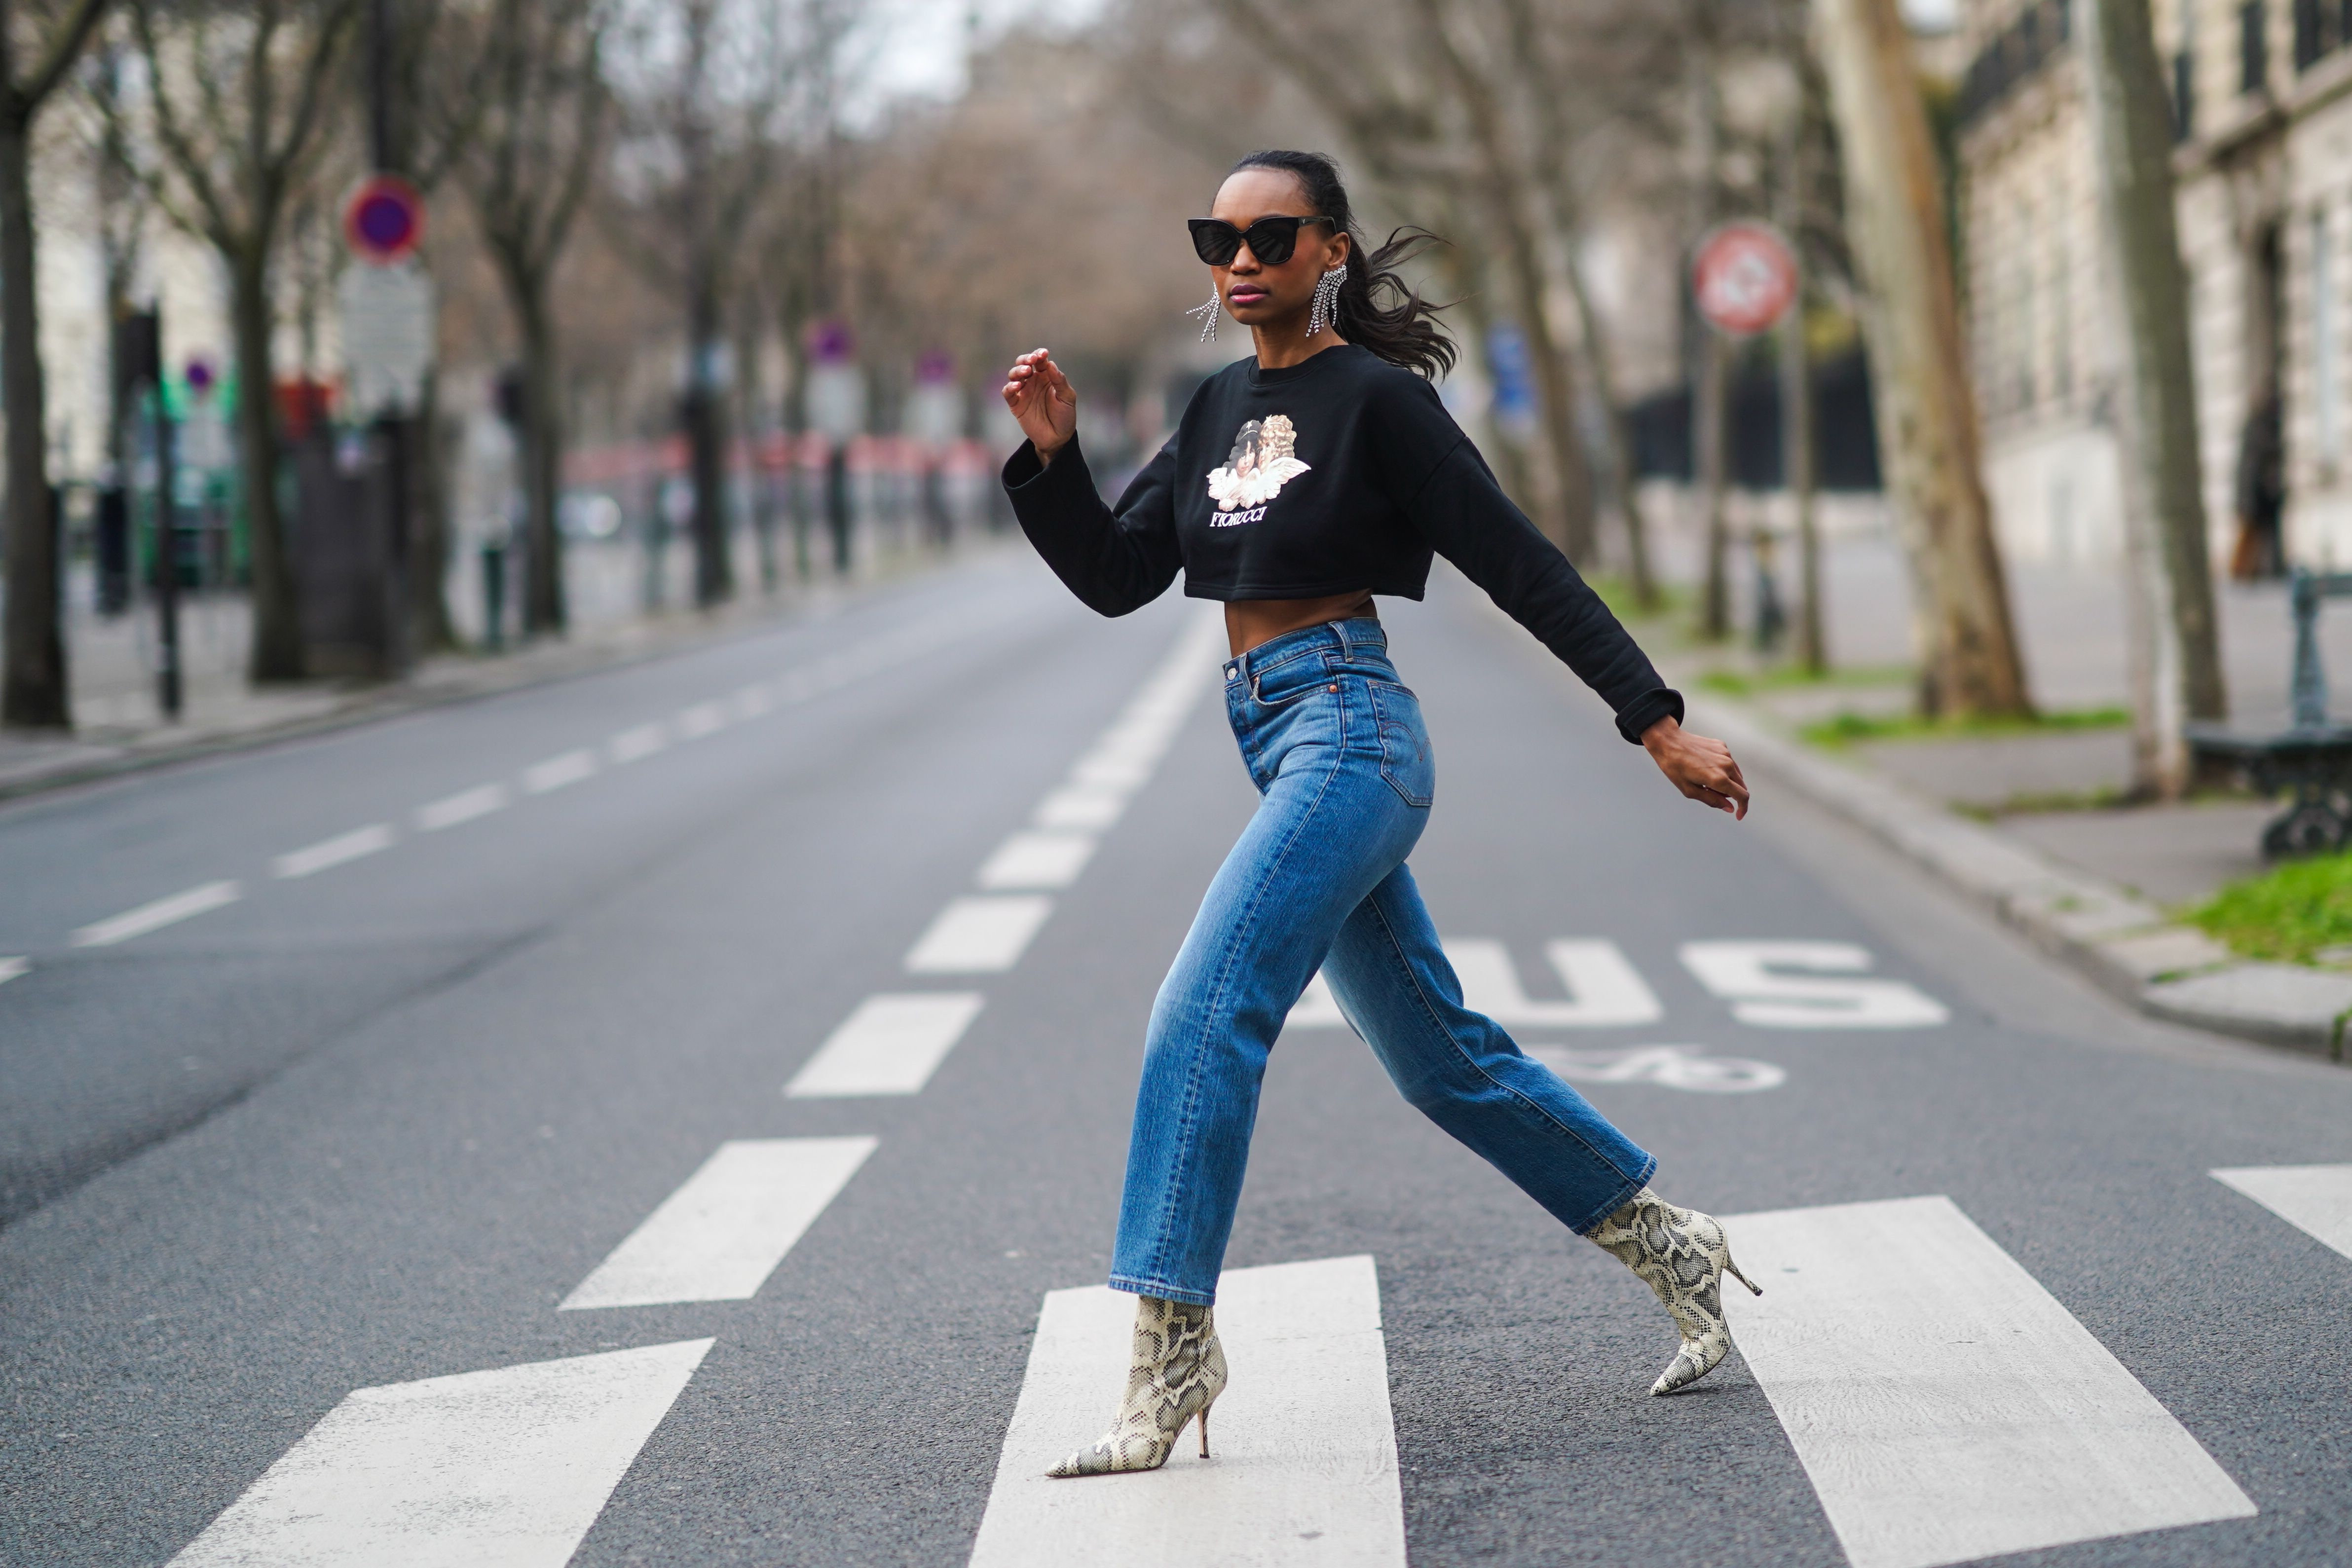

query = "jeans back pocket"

[{"left": 1368, "top": 680, "right": 1435, "bottom": 808}]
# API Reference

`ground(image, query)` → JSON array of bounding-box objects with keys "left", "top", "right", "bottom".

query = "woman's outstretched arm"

[{"left": 1001, "top": 348, "right": 1182, "bottom": 617}]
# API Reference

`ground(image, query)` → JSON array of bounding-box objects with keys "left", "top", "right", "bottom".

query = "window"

[{"left": 2242, "top": 0, "right": 2270, "bottom": 93}]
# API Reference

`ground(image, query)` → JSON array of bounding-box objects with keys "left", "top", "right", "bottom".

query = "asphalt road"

[{"left": 3, "top": 546, "right": 2349, "bottom": 1568}]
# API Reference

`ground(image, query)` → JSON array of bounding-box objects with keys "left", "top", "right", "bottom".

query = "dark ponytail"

[{"left": 1229, "top": 149, "right": 1457, "bottom": 380}]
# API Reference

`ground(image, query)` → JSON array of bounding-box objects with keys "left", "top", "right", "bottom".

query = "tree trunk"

[
  {"left": 233, "top": 248, "right": 303, "bottom": 682},
  {"left": 410, "top": 371, "right": 458, "bottom": 653},
  {"left": 1779, "top": 100, "right": 1826, "bottom": 673},
  {"left": 2074, "top": 0, "right": 2227, "bottom": 794},
  {"left": 519, "top": 284, "right": 565, "bottom": 634},
  {"left": 0, "top": 100, "right": 66, "bottom": 729},
  {"left": 1560, "top": 254, "right": 1658, "bottom": 606},
  {"left": 1696, "top": 324, "right": 1732, "bottom": 639},
  {"left": 1814, "top": 0, "right": 2032, "bottom": 717},
  {"left": 1492, "top": 178, "right": 1595, "bottom": 564},
  {"left": 686, "top": 267, "right": 731, "bottom": 609}
]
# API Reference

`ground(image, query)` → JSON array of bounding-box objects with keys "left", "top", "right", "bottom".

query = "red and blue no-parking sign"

[{"left": 343, "top": 175, "right": 426, "bottom": 265}]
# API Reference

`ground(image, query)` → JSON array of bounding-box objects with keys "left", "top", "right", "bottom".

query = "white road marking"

[
  {"left": 675, "top": 700, "right": 729, "bottom": 739},
  {"left": 1681, "top": 940, "right": 1951, "bottom": 1028},
  {"left": 166, "top": 1339, "right": 713, "bottom": 1568},
  {"left": 787, "top": 992, "right": 986, "bottom": 1097},
  {"left": 1530, "top": 1043, "right": 1785, "bottom": 1092},
  {"left": 71, "top": 881, "right": 242, "bottom": 947},
  {"left": 272, "top": 824, "right": 397, "bottom": 880},
  {"left": 975, "top": 830, "right": 1098, "bottom": 891},
  {"left": 0, "top": 957, "right": 27, "bottom": 986},
  {"left": 1032, "top": 784, "right": 1127, "bottom": 832},
  {"left": 415, "top": 783, "right": 509, "bottom": 831},
  {"left": 1451, "top": 938, "right": 1664, "bottom": 1027},
  {"left": 1286, "top": 939, "right": 1661, "bottom": 1029},
  {"left": 2212, "top": 1165, "right": 2352, "bottom": 1263},
  {"left": 969, "top": 1255, "right": 1404, "bottom": 1568},
  {"left": 732, "top": 684, "right": 770, "bottom": 719},
  {"left": 906, "top": 896, "right": 1055, "bottom": 974},
  {"left": 522, "top": 749, "right": 598, "bottom": 794},
  {"left": 1723, "top": 1195, "right": 2254, "bottom": 1568},
  {"left": 560, "top": 1138, "right": 877, "bottom": 1309},
  {"left": 608, "top": 722, "right": 669, "bottom": 764}
]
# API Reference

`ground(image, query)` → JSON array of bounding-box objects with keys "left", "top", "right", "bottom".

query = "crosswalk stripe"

[
  {"left": 560, "top": 1138, "right": 876, "bottom": 1310},
  {"left": 71, "top": 880, "right": 242, "bottom": 947},
  {"left": 969, "top": 1255, "right": 1405, "bottom": 1568},
  {"left": 2212, "top": 1165, "right": 2352, "bottom": 1262},
  {"left": 273, "top": 824, "right": 397, "bottom": 880},
  {"left": 905, "top": 895, "right": 1054, "bottom": 974},
  {"left": 787, "top": 993, "right": 985, "bottom": 1097},
  {"left": 166, "top": 1339, "right": 713, "bottom": 1568},
  {"left": 1723, "top": 1195, "right": 2254, "bottom": 1568},
  {"left": 975, "top": 830, "right": 1098, "bottom": 891}
]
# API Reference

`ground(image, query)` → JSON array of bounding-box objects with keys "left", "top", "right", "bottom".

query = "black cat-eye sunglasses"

[{"left": 1187, "top": 215, "right": 1337, "bottom": 267}]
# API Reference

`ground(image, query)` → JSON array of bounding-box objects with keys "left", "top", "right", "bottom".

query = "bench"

[{"left": 2187, "top": 566, "right": 2352, "bottom": 859}]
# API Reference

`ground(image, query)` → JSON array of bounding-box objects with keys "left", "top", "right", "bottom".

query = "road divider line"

[
  {"left": 2212, "top": 1165, "right": 2352, "bottom": 1263},
  {"left": 675, "top": 700, "right": 729, "bottom": 739},
  {"left": 71, "top": 881, "right": 243, "bottom": 947},
  {"left": 523, "top": 749, "right": 598, "bottom": 794},
  {"left": 1031, "top": 784, "right": 1126, "bottom": 832},
  {"left": 787, "top": 993, "right": 986, "bottom": 1098},
  {"left": 970, "top": 1254, "right": 1405, "bottom": 1568},
  {"left": 608, "top": 722, "right": 669, "bottom": 764},
  {"left": 415, "top": 782, "right": 509, "bottom": 830},
  {"left": 905, "top": 895, "right": 1055, "bottom": 974},
  {"left": 165, "top": 1339, "right": 713, "bottom": 1568},
  {"left": 1723, "top": 1194, "right": 2254, "bottom": 1568},
  {"left": 732, "top": 684, "right": 771, "bottom": 718},
  {"left": 975, "top": 830, "right": 1099, "bottom": 892},
  {"left": 272, "top": 824, "right": 397, "bottom": 880},
  {"left": 560, "top": 1137, "right": 877, "bottom": 1310},
  {"left": 0, "top": 957, "right": 27, "bottom": 986}
]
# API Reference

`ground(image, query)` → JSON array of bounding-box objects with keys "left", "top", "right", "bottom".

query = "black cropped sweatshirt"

[{"left": 1003, "top": 345, "right": 1680, "bottom": 743}]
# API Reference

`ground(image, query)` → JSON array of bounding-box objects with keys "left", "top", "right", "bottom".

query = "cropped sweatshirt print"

[{"left": 1002, "top": 342, "right": 1682, "bottom": 744}]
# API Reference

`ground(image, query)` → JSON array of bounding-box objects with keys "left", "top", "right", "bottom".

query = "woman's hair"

[{"left": 1228, "top": 149, "right": 1456, "bottom": 379}]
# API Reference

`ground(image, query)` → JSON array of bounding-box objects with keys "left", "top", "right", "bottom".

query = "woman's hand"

[
  {"left": 1002, "top": 347, "right": 1078, "bottom": 464},
  {"left": 1641, "top": 716, "right": 1749, "bottom": 820}
]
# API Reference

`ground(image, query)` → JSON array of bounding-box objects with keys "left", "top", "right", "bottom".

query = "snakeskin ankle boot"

[
  {"left": 1589, "top": 1187, "right": 1761, "bottom": 1395},
  {"left": 1047, "top": 1293, "right": 1228, "bottom": 1478}
]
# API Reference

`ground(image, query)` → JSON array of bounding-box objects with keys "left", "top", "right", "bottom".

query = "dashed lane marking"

[
  {"left": 975, "top": 830, "right": 1098, "bottom": 892},
  {"left": 607, "top": 723, "right": 669, "bottom": 764},
  {"left": 71, "top": 881, "right": 243, "bottom": 947},
  {"left": 522, "top": 748, "right": 598, "bottom": 794},
  {"left": 787, "top": 993, "right": 986, "bottom": 1098},
  {"left": 414, "top": 782, "right": 509, "bottom": 831},
  {"left": 559, "top": 1137, "right": 877, "bottom": 1310},
  {"left": 1723, "top": 1195, "right": 2254, "bottom": 1568},
  {"left": 272, "top": 824, "right": 397, "bottom": 880},
  {"left": 2212, "top": 1165, "right": 2352, "bottom": 1263},
  {"left": 166, "top": 1339, "right": 713, "bottom": 1568},
  {"left": 905, "top": 895, "right": 1056, "bottom": 974},
  {"left": 675, "top": 700, "right": 729, "bottom": 739},
  {"left": 0, "top": 957, "right": 26, "bottom": 985},
  {"left": 969, "top": 1255, "right": 1405, "bottom": 1568}
]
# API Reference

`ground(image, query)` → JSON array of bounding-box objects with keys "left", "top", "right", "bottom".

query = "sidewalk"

[
  {"left": 0, "top": 536, "right": 1009, "bottom": 803},
  {"left": 1636, "top": 524, "right": 2351, "bottom": 1056}
]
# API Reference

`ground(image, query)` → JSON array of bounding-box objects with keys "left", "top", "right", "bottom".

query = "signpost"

[{"left": 1692, "top": 222, "right": 1800, "bottom": 337}]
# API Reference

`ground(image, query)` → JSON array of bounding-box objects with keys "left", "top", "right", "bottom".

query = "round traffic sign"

[
  {"left": 344, "top": 175, "right": 426, "bottom": 264},
  {"left": 1692, "top": 222, "right": 1799, "bottom": 336}
]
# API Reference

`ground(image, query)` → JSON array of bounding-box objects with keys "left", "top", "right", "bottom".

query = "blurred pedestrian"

[{"left": 1001, "top": 150, "right": 1758, "bottom": 1480}]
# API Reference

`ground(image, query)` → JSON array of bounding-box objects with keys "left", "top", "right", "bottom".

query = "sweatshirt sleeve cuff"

[
  {"left": 1002, "top": 435, "right": 1090, "bottom": 497},
  {"left": 1615, "top": 686, "right": 1684, "bottom": 745}
]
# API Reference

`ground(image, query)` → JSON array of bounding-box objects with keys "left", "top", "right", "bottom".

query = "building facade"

[{"left": 1957, "top": 0, "right": 2352, "bottom": 570}]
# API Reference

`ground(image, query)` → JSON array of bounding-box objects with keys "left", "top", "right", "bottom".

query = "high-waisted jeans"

[{"left": 1109, "top": 617, "right": 1657, "bottom": 1306}]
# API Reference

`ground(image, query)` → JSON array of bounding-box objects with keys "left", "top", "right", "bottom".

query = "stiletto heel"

[
  {"left": 1590, "top": 1187, "right": 1761, "bottom": 1395},
  {"left": 1047, "top": 1296, "right": 1229, "bottom": 1478}
]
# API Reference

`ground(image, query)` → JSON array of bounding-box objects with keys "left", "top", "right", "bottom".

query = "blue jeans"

[{"left": 1109, "top": 618, "right": 1657, "bottom": 1306}]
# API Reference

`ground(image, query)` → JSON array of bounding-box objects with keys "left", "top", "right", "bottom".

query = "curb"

[{"left": 1686, "top": 694, "right": 2350, "bottom": 1059}]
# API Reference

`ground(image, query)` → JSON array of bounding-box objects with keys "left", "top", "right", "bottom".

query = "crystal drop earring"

[
  {"left": 1307, "top": 264, "right": 1346, "bottom": 336},
  {"left": 1185, "top": 285, "right": 1221, "bottom": 342}
]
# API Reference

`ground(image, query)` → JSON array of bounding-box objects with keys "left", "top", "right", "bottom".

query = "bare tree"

[
  {"left": 1813, "top": 0, "right": 2030, "bottom": 717},
  {"left": 120, "top": 0, "right": 361, "bottom": 682},
  {"left": 455, "top": 0, "right": 604, "bottom": 635},
  {"left": 2073, "top": 0, "right": 2226, "bottom": 794},
  {"left": 0, "top": 0, "right": 112, "bottom": 730}
]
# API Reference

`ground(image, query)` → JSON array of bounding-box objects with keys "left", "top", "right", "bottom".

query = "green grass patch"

[
  {"left": 1585, "top": 575, "right": 1687, "bottom": 624},
  {"left": 1695, "top": 663, "right": 1914, "bottom": 698},
  {"left": 1800, "top": 705, "right": 2132, "bottom": 747},
  {"left": 2189, "top": 852, "right": 2352, "bottom": 966}
]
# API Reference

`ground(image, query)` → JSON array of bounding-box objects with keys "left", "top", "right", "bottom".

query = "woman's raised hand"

[{"left": 1002, "top": 348, "right": 1078, "bottom": 463}]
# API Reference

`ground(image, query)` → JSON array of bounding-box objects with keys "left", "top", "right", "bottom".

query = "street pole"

[
  {"left": 368, "top": 0, "right": 412, "bottom": 677},
  {"left": 121, "top": 308, "right": 182, "bottom": 719}
]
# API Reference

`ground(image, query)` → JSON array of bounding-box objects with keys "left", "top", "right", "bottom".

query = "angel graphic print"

[{"left": 1205, "top": 414, "right": 1309, "bottom": 525}]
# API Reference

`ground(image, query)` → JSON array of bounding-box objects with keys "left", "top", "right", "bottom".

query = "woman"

[{"left": 1000, "top": 149, "right": 1758, "bottom": 1480}]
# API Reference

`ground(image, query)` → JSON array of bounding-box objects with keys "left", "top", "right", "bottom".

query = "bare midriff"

[{"left": 1225, "top": 591, "right": 1378, "bottom": 657}]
